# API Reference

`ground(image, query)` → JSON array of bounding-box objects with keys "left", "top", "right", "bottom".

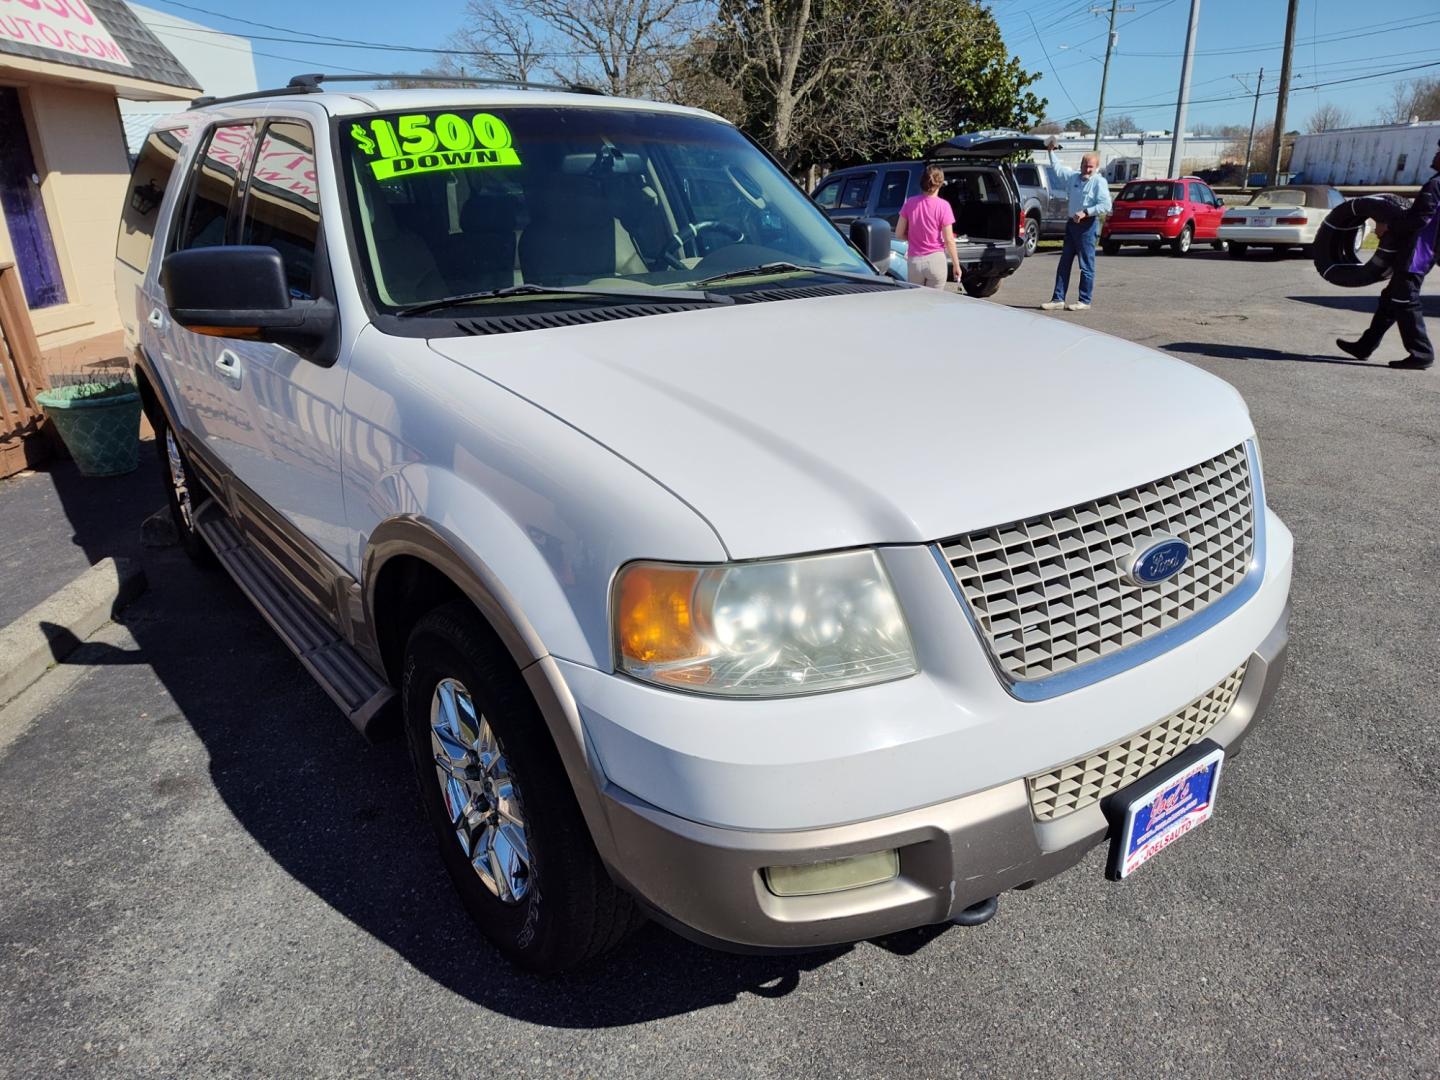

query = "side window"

[
  {"left": 116, "top": 127, "right": 189, "bottom": 272},
  {"left": 1013, "top": 165, "right": 1039, "bottom": 187},
  {"left": 241, "top": 121, "right": 321, "bottom": 300},
  {"left": 839, "top": 173, "right": 873, "bottom": 209},
  {"left": 812, "top": 179, "right": 842, "bottom": 209},
  {"left": 1187, "top": 182, "right": 1203, "bottom": 203},
  {"left": 173, "top": 123, "right": 257, "bottom": 253},
  {"left": 876, "top": 170, "right": 910, "bottom": 212}
]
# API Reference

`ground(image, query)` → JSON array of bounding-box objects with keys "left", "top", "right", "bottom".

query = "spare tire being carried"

[{"left": 1313, "top": 193, "right": 1411, "bottom": 287}]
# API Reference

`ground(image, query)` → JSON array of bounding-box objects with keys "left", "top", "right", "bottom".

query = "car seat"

[{"left": 518, "top": 175, "right": 647, "bottom": 285}]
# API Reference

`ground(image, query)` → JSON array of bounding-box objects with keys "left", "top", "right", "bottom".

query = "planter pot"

[{"left": 35, "top": 383, "right": 143, "bottom": 477}]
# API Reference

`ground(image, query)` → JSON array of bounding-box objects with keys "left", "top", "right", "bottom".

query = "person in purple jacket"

[{"left": 1337, "top": 138, "right": 1440, "bottom": 371}]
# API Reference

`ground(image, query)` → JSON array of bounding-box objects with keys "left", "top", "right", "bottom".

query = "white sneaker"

[
  {"left": 1066, "top": 301, "right": 1091, "bottom": 311},
  {"left": 1040, "top": 300, "right": 1066, "bottom": 310}
]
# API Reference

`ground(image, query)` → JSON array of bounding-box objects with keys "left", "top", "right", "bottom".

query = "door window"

[
  {"left": 812, "top": 179, "right": 842, "bottom": 209},
  {"left": 1013, "top": 165, "right": 1039, "bottom": 187},
  {"left": 1188, "top": 181, "right": 1207, "bottom": 204},
  {"left": 876, "top": 170, "right": 910, "bottom": 212},
  {"left": 240, "top": 121, "right": 321, "bottom": 300},
  {"left": 173, "top": 123, "right": 257, "bottom": 253},
  {"left": 116, "top": 128, "right": 190, "bottom": 274},
  {"left": 839, "top": 174, "right": 873, "bottom": 209}
]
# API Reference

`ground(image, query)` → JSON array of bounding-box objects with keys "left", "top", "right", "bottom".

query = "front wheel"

[
  {"left": 1023, "top": 216, "right": 1040, "bottom": 257},
  {"left": 961, "top": 275, "right": 1002, "bottom": 298},
  {"left": 403, "top": 602, "right": 641, "bottom": 972},
  {"left": 1171, "top": 224, "right": 1193, "bottom": 255},
  {"left": 1101, "top": 239, "right": 1120, "bottom": 256}
]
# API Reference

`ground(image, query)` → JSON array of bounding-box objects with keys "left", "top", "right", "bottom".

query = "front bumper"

[{"left": 592, "top": 603, "right": 1289, "bottom": 951}]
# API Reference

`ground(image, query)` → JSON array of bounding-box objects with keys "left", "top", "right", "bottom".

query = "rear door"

[
  {"left": 874, "top": 169, "right": 911, "bottom": 229},
  {"left": 1188, "top": 181, "right": 1222, "bottom": 238}
]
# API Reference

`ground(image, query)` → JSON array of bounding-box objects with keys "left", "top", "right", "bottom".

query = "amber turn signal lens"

[{"left": 615, "top": 565, "right": 704, "bottom": 665}]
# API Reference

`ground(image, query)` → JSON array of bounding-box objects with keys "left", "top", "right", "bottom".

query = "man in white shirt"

[{"left": 1039, "top": 138, "right": 1113, "bottom": 312}]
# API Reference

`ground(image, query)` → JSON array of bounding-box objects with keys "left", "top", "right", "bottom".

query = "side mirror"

[
  {"left": 1215, "top": 196, "right": 1225, "bottom": 206},
  {"left": 161, "top": 246, "right": 337, "bottom": 362},
  {"left": 849, "top": 217, "right": 893, "bottom": 266}
]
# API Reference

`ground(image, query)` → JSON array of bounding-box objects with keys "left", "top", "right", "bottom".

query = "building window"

[
  {"left": 1396, "top": 154, "right": 1408, "bottom": 173},
  {"left": 0, "top": 87, "right": 67, "bottom": 309}
]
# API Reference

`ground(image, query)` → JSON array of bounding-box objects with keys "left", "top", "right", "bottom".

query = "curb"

[{"left": 0, "top": 556, "right": 147, "bottom": 707}]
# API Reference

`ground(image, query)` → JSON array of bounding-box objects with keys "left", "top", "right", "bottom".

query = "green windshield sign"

[{"left": 350, "top": 113, "right": 521, "bottom": 180}]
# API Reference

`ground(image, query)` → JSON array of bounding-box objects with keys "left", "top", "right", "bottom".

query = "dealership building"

[{"left": 0, "top": 0, "right": 197, "bottom": 350}]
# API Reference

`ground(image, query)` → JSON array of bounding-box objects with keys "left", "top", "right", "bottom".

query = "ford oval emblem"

[{"left": 1124, "top": 536, "right": 1190, "bottom": 586}]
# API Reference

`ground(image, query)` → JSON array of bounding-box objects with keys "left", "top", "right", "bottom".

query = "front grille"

[
  {"left": 940, "top": 444, "right": 1254, "bottom": 683},
  {"left": 1027, "top": 663, "right": 1247, "bottom": 821}
]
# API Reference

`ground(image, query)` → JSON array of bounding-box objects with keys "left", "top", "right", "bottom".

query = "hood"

[{"left": 427, "top": 288, "right": 1253, "bottom": 559}]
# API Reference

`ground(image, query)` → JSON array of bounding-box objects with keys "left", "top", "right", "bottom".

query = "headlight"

[{"left": 613, "top": 550, "right": 917, "bottom": 697}]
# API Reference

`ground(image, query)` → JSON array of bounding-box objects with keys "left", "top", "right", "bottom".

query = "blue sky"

[{"left": 140, "top": 0, "right": 1440, "bottom": 132}]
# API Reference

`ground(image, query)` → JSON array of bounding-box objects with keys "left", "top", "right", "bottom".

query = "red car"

[{"left": 1101, "top": 177, "right": 1227, "bottom": 256}]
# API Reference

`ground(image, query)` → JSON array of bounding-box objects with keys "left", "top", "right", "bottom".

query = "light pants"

[{"left": 907, "top": 252, "right": 948, "bottom": 288}]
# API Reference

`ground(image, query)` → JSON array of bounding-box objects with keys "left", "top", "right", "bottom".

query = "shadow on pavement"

[
  {"left": 1163, "top": 341, "right": 1375, "bottom": 367},
  {"left": 1286, "top": 294, "right": 1440, "bottom": 316}
]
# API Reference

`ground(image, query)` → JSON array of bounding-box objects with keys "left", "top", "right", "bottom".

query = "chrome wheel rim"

[
  {"left": 429, "top": 677, "right": 532, "bottom": 903},
  {"left": 1178, "top": 228, "right": 1191, "bottom": 252},
  {"left": 165, "top": 428, "right": 194, "bottom": 529}
]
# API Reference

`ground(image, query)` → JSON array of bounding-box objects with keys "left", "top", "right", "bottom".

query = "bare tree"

[
  {"left": 434, "top": 0, "right": 701, "bottom": 97},
  {"left": 1306, "top": 102, "right": 1351, "bottom": 133},
  {"left": 1378, "top": 77, "right": 1440, "bottom": 124},
  {"left": 1031, "top": 120, "right": 1062, "bottom": 134},
  {"left": 1101, "top": 113, "right": 1137, "bottom": 135}
]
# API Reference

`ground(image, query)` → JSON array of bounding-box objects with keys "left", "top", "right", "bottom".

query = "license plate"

[
  {"left": 1129, "top": 209, "right": 1147, "bottom": 219},
  {"left": 1108, "top": 746, "right": 1224, "bottom": 879},
  {"left": 1252, "top": 218, "right": 1271, "bottom": 227}
]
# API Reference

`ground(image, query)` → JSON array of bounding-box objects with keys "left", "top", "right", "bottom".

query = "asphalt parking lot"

[{"left": 2, "top": 248, "right": 1437, "bottom": 1079}]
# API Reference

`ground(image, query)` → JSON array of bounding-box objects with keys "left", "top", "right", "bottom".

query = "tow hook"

[{"left": 951, "top": 895, "right": 999, "bottom": 927}]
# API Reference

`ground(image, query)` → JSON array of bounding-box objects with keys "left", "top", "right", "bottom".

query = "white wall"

[
  {"left": 1289, "top": 122, "right": 1440, "bottom": 185},
  {"left": 1042, "top": 135, "right": 1231, "bottom": 179},
  {"left": 117, "top": 2, "right": 257, "bottom": 153}
]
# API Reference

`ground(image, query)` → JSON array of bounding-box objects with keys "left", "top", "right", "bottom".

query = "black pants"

[{"left": 1358, "top": 269, "right": 1433, "bottom": 364}]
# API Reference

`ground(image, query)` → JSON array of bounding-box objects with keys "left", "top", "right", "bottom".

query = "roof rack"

[{"left": 190, "top": 72, "right": 605, "bottom": 109}]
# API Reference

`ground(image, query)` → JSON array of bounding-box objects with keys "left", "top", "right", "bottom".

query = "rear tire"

[
  {"left": 1101, "top": 239, "right": 1120, "bottom": 256},
  {"left": 403, "top": 601, "right": 642, "bottom": 972},
  {"left": 1171, "top": 224, "right": 1193, "bottom": 256},
  {"left": 153, "top": 411, "right": 215, "bottom": 567},
  {"left": 1228, "top": 242, "right": 1248, "bottom": 258},
  {"left": 960, "top": 275, "right": 1002, "bottom": 298},
  {"left": 1023, "top": 216, "right": 1040, "bottom": 257},
  {"left": 1211, "top": 239, "right": 1228, "bottom": 251}
]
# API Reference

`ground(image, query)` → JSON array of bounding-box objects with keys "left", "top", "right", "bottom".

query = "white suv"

[{"left": 115, "top": 79, "right": 1292, "bottom": 972}]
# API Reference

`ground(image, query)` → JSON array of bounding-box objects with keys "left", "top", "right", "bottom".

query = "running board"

[{"left": 195, "top": 501, "right": 394, "bottom": 739}]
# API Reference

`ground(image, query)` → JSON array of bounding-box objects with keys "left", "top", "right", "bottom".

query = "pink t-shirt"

[{"left": 899, "top": 194, "right": 955, "bottom": 257}]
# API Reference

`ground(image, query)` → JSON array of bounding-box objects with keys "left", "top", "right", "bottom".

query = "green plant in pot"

[{"left": 36, "top": 374, "right": 143, "bottom": 477}]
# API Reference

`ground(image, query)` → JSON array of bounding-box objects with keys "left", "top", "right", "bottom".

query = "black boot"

[
  {"left": 1336, "top": 338, "right": 1371, "bottom": 361},
  {"left": 1388, "top": 356, "right": 1434, "bottom": 370}
]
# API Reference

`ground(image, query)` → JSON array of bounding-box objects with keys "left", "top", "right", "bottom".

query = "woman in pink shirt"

[{"left": 896, "top": 166, "right": 961, "bottom": 289}]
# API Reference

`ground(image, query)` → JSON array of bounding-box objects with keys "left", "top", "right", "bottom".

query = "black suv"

[{"left": 812, "top": 131, "right": 1040, "bottom": 297}]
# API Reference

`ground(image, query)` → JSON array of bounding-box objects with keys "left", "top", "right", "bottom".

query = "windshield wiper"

[
  {"left": 694, "top": 262, "right": 903, "bottom": 288},
  {"left": 394, "top": 283, "right": 732, "bottom": 318}
]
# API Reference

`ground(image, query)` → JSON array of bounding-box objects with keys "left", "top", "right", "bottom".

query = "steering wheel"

[{"left": 685, "top": 220, "right": 745, "bottom": 255}]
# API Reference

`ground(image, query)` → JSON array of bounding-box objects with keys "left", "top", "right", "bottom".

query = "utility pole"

[
  {"left": 1267, "top": 0, "right": 1299, "bottom": 185},
  {"left": 1090, "top": 0, "right": 1133, "bottom": 153},
  {"left": 1167, "top": 0, "right": 1201, "bottom": 177},
  {"left": 1235, "top": 67, "right": 1264, "bottom": 189}
]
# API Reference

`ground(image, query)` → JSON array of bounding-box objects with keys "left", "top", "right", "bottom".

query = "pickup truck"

[
  {"left": 116, "top": 85, "right": 1292, "bottom": 972},
  {"left": 1013, "top": 158, "right": 1072, "bottom": 257}
]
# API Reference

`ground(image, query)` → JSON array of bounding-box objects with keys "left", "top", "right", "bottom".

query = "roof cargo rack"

[{"left": 191, "top": 73, "right": 604, "bottom": 109}]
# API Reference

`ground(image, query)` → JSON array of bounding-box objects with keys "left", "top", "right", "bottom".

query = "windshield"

[
  {"left": 1118, "top": 181, "right": 1181, "bottom": 202},
  {"left": 338, "top": 106, "right": 874, "bottom": 311},
  {"left": 1247, "top": 188, "right": 1307, "bottom": 207}
]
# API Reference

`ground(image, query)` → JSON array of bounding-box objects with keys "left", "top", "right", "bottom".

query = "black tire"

[
  {"left": 1101, "top": 239, "right": 1120, "bottom": 256},
  {"left": 1228, "top": 242, "right": 1248, "bottom": 258},
  {"left": 1211, "top": 239, "right": 1228, "bottom": 251},
  {"left": 403, "top": 601, "right": 642, "bottom": 972},
  {"left": 1023, "top": 216, "right": 1040, "bottom": 257},
  {"left": 1300, "top": 244, "right": 1315, "bottom": 258},
  {"left": 960, "top": 275, "right": 1002, "bottom": 298},
  {"left": 153, "top": 411, "right": 215, "bottom": 567},
  {"left": 1171, "top": 224, "right": 1193, "bottom": 256}
]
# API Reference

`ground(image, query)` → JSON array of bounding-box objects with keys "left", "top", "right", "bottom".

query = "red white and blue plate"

[{"left": 1108, "top": 745, "right": 1225, "bottom": 880}]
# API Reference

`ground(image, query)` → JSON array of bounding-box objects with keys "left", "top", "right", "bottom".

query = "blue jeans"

[{"left": 1052, "top": 218, "right": 1098, "bottom": 304}]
